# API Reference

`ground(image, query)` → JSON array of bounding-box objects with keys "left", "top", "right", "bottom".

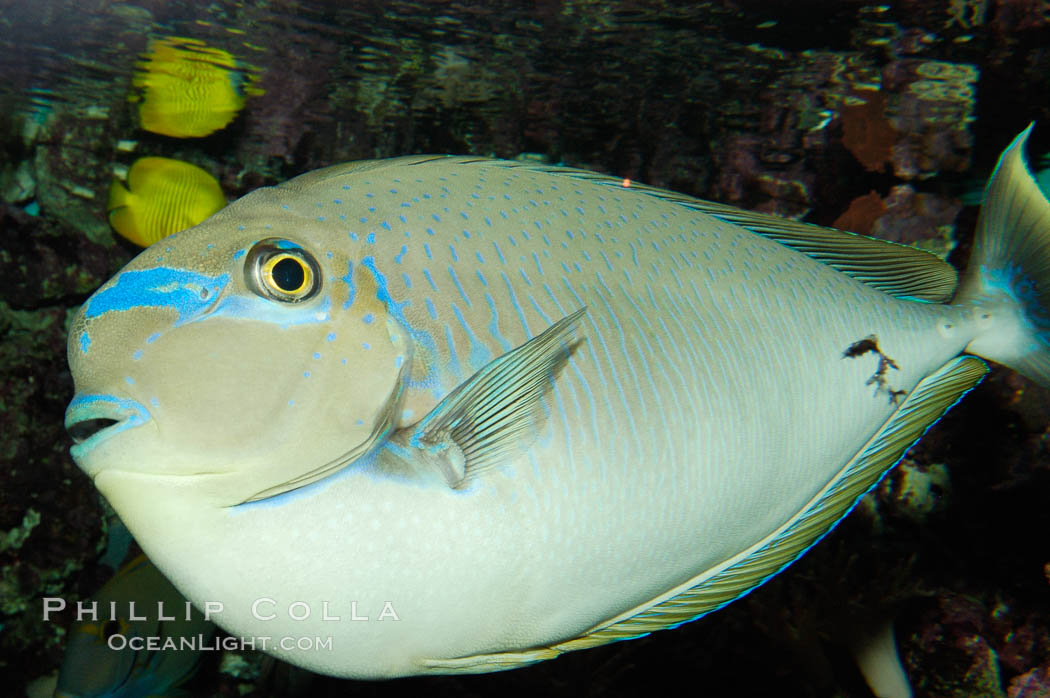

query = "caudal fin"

[{"left": 955, "top": 124, "right": 1050, "bottom": 387}]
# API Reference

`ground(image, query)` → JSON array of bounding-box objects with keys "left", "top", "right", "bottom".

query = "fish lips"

[{"left": 65, "top": 394, "right": 152, "bottom": 472}]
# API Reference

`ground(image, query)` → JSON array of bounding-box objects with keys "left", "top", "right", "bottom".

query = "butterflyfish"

[
  {"left": 107, "top": 156, "right": 225, "bottom": 247},
  {"left": 131, "top": 36, "right": 263, "bottom": 139},
  {"left": 66, "top": 126, "right": 1050, "bottom": 679},
  {"left": 54, "top": 555, "right": 215, "bottom": 697}
]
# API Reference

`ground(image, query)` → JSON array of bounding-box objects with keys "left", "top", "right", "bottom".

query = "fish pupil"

[
  {"left": 101, "top": 619, "right": 120, "bottom": 640},
  {"left": 272, "top": 257, "right": 305, "bottom": 292}
]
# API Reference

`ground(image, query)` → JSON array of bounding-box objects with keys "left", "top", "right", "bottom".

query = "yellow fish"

[
  {"left": 131, "top": 36, "right": 263, "bottom": 138},
  {"left": 53, "top": 555, "right": 215, "bottom": 698},
  {"left": 107, "top": 157, "right": 226, "bottom": 247}
]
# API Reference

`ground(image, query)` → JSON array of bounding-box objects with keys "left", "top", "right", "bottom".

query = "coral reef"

[
  {"left": 841, "top": 90, "right": 898, "bottom": 174},
  {"left": 833, "top": 190, "right": 888, "bottom": 236},
  {"left": 835, "top": 185, "right": 962, "bottom": 258},
  {"left": 945, "top": 0, "right": 990, "bottom": 30},
  {"left": 883, "top": 59, "right": 978, "bottom": 180}
]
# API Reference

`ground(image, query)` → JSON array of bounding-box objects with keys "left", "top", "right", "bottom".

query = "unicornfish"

[{"left": 65, "top": 126, "right": 1049, "bottom": 678}]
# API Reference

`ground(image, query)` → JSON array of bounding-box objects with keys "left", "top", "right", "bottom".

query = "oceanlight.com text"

[{"left": 106, "top": 633, "right": 334, "bottom": 652}]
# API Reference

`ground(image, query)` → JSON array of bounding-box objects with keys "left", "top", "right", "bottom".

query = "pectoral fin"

[{"left": 392, "top": 307, "right": 586, "bottom": 488}]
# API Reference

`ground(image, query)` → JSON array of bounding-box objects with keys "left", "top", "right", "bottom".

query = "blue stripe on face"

[
  {"left": 360, "top": 255, "right": 440, "bottom": 390},
  {"left": 340, "top": 261, "right": 356, "bottom": 309},
  {"left": 84, "top": 268, "right": 230, "bottom": 326},
  {"left": 87, "top": 263, "right": 333, "bottom": 331}
]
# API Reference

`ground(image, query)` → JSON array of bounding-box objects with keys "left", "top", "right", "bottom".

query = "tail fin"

[{"left": 955, "top": 124, "right": 1050, "bottom": 387}]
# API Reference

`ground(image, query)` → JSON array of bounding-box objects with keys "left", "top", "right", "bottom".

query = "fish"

[
  {"left": 957, "top": 149, "right": 1049, "bottom": 206},
  {"left": 64, "top": 125, "right": 1050, "bottom": 679},
  {"left": 54, "top": 555, "right": 215, "bottom": 698},
  {"left": 107, "top": 157, "right": 226, "bottom": 247},
  {"left": 130, "top": 36, "right": 263, "bottom": 139}
]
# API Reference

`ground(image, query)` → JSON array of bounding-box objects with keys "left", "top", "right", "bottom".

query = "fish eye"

[
  {"left": 95, "top": 618, "right": 128, "bottom": 642},
  {"left": 100, "top": 620, "right": 119, "bottom": 640},
  {"left": 264, "top": 254, "right": 310, "bottom": 294},
  {"left": 245, "top": 239, "right": 321, "bottom": 303}
]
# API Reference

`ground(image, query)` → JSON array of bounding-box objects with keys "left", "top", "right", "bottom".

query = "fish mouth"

[{"left": 65, "top": 394, "right": 151, "bottom": 462}]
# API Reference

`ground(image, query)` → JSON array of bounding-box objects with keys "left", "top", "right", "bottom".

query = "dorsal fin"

[
  {"left": 522, "top": 162, "right": 959, "bottom": 303},
  {"left": 664, "top": 197, "right": 958, "bottom": 303},
  {"left": 318, "top": 155, "right": 958, "bottom": 303},
  {"left": 421, "top": 355, "right": 988, "bottom": 673}
]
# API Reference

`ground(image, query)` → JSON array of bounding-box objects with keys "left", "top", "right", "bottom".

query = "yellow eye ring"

[
  {"left": 244, "top": 239, "right": 322, "bottom": 303},
  {"left": 262, "top": 253, "right": 312, "bottom": 297}
]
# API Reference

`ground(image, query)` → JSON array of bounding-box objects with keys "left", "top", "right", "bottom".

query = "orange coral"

[
  {"left": 833, "top": 190, "right": 886, "bottom": 235},
  {"left": 841, "top": 90, "right": 897, "bottom": 173}
]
